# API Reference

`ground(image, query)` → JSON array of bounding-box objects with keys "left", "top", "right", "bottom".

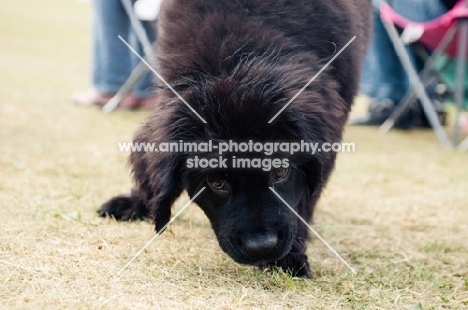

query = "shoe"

[
  {"left": 71, "top": 90, "right": 155, "bottom": 110},
  {"left": 71, "top": 89, "right": 114, "bottom": 106},
  {"left": 138, "top": 96, "right": 157, "bottom": 109},
  {"left": 349, "top": 98, "right": 413, "bottom": 129},
  {"left": 408, "top": 99, "right": 447, "bottom": 129},
  {"left": 117, "top": 92, "right": 143, "bottom": 110},
  {"left": 119, "top": 93, "right": 157, "bottom": 110},
  {"left": 348, "top": 99, "right": 396, "bottom": 126}
]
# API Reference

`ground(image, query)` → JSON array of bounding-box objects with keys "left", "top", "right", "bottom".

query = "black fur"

[{"left": 99, "top": 0, "right": 371, "bottom": 278}]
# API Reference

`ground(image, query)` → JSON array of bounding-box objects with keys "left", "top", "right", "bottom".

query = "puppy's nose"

[{"left": 242, "top": 234, "right": 277, "bottom": 256}]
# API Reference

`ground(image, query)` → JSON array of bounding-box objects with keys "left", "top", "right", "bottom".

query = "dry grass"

[{"left": 1, "top": 1, "right": 467, "bottom": 309}]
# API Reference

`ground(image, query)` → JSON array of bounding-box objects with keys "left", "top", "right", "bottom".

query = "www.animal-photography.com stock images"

[{"left": 1, "top": 0, "right": 468, "bottom": 309}]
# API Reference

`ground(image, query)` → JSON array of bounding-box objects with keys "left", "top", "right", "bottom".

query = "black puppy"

[{"left": 100, "top": 0, "right": 371, "bottom": 278}]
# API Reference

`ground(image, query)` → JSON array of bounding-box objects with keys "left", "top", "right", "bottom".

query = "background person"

[
  {"left": 72, "top": 0, "right": 157, "bottom": 109},
  {"left": 350, "top": 0, "right": 459, "bottom": 128}
]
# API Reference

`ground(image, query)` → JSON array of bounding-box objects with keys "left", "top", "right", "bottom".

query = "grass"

[{"left": 1, "top": 0, "right": 467, "bottom": 309}]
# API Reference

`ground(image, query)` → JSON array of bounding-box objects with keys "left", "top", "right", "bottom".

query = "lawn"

[{"left": 1, "top": 0, "right": 467, "bottom": 309}]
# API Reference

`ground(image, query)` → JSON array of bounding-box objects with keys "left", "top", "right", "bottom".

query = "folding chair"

[
  {"left": 102, "top": 0, "right": 159, "bottom": 113},
  {"left": 378, "top": 0, "right": 468, "bottom": 150}
]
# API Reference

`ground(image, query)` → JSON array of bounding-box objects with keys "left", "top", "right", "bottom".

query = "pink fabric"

[{"left": 380, "top": 1, "right": 468, "bottom": 57}]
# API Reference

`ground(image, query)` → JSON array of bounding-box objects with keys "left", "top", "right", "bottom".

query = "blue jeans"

[
  {"left": 92, "top": 0, "right": 155, "bottom": 98},
  {"left": 360, "top": 0, "right": 448, "bottom": 102}
]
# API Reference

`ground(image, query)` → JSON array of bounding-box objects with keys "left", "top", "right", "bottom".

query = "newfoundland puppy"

[{"left": 100, "top": 0, "right": 371, "bottom": 278}]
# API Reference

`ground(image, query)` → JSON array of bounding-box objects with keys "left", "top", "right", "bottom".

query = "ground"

[{"left": 1, "top": 0, "right": 467, "bottom": 309}]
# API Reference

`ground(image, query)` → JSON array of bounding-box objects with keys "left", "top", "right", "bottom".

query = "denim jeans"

[
  {"left": 92, "top": 0, "right": 155, "bottom": 98},
  {"left": 360, "top": 0, "right": 448, "bottom": 102}
]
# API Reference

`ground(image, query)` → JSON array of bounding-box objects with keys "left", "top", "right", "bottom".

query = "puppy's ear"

[
  {"left": 130, "top": 128, "right": 184, "bottom": 234},
  {"left": 300, "top": 157, "right": 323, "bottom": 197}
]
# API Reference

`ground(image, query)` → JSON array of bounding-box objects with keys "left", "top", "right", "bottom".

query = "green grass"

[{"left": 1, "top": 0, "right": 467, "bottom": 309}]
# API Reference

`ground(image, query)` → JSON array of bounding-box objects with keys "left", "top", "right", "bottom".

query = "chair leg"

[
  {"left": 380, "top": 24, "right": 460, "bottom": 134},
  {"left": 381, "top": 21, "right": 452, "bottom": 149},
  {"left": 102, "top": 60, "right": 149, "bottom": 113},
  {"left": 120, "top": 0, "right": 157, "bottom": 64},
  {"left": 458, "top": 136, "right": 468, "bottom": 151},
  {"left": 379, "top": 96, "right": 413, "bottom": 133},
  {"left": 453, "top": 20, "right": 468, "bottom": 146}
]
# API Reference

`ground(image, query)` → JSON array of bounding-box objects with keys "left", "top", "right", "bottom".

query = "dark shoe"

[
  {"left": 349, "top": 98, "right": 414, "bottom": 129},
  {"left": 409, "top": 99, "right": 448, "bottom": 128},
  {"left": 349, "top": 99, "right": 396, "bottom": 126},
  {"left": 118, "top": 92, "right": 143, "bottom": 110},
  {"left": 108, "top": 93, "right": 157, "bottom": 110}
]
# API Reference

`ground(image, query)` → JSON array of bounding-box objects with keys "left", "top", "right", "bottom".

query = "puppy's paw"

[
  {"left": 269, "top": 253, "right": 311, "bottom": 278},
  {"left": 98, "top": 195, "right": 148, "bottom": 221}
]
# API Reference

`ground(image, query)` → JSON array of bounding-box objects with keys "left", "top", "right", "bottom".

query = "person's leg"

[
  {"left": 92, "top": 0, "right": 132, "bottom": 95},
  {"left": 395, "top": 0, "right": 448, "bottom": 126},
  {"left": 91, "top": 7, "right": 102, "bottom": 93},
  {"left": 74, "top": 0, "right": 151, "bottom": 108},
  {"left": 361, "top": 0, "right": 447, "bottom": 99},
  {"left": 394, "top": 0, "right": 447, "bottom": 22},
  {"left": 352, "top": 0, "right": 410, "bottom": 126},
  {"left": 353, "top": 0, "right": 448, "bottom": 127},
  {"left": 360, "top": 1, "right": 409, "bottom": 103}
]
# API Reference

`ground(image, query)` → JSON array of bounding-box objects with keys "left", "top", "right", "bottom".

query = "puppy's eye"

[
  {"left": 273, "top": 168, "right": 290, "bottom": 183},
  {"left": 208, "top": 180, "right": 229, "bottom": 192}
]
